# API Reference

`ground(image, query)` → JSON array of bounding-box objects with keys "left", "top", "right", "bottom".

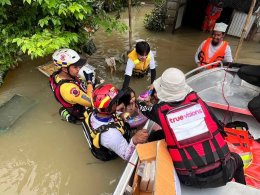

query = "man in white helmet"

[
  {"left": 195, "top": 22, "right": 233, "bottom": 69},
  {"left": 50, "top": 48, "right": 93, "bottom": 123}
]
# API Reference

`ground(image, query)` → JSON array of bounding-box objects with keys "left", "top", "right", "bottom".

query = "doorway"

[{"left": 181, "top": 0, "right": 234, "bottom": 30}]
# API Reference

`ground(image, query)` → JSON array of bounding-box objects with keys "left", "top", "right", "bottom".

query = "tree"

[{"left": 0, "top": 0, "right": 127, "bottom": 72}]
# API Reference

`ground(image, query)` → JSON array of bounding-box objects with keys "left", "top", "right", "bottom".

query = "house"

[{"left": 165, "top": 0, "right": 260, "bottom": 41}]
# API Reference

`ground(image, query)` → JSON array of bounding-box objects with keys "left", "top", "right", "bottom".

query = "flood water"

[{"left": 0, "top": 4, "right": 259, "bottom": 195}]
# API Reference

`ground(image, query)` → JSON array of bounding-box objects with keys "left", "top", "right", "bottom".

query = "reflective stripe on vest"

[
  {"left": 241, "top": 152, "right": 252, "bottom": 168},
  {"left": 244, "top": 140, "right": 260, "bottom": 186},
  {"left": 128, "top": 49, "right": 151, "bottom": 74},
  {"left": 158, "top": 92, "right": 230, "bottom": 172},
  {"left": 198, "top": 38, "right": 228, "bottom": 68},
  {"left": 224, "top": 127, "right": 253, "bottom": 168}
]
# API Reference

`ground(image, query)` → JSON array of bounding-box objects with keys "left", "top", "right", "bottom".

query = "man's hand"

[{"left": 132, "top": 129, "right": 149, "bottom": 145}]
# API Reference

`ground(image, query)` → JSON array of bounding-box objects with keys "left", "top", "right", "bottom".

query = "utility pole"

[
  {"left": 128, "top": 0, "right": 132, "bottom": 51},
  {"left": 234, "top": 0, "right": 256, "bottom": 61}
]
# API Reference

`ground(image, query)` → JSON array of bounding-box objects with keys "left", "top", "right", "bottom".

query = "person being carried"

[
  {"left": 82, "top": 84, "right": 149, "bottom": 161},
  {"left": 195, "top": 22, "right": 233, "bottom": 69},
  {"left": 137, "top": 68, "right": 246, "bottom": 188},
  {"left": 116, "top": 87, "right": 148, "bottom": 129},
  {"left": 116, "top": 87, "right": 137, "bottom": 118},
  {"left": 50, "top": 48, "right": 93, "bottom": 123},
  {"left": 122, "top": 40, "right": 156, "bottom": 89}
]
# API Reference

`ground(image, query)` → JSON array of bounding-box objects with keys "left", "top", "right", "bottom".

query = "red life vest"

[
  {"left": 157, "top": 92, "right": 230, "bottom": 175},
  {"left": 49, "top": 71, "right": 86, "bottom": 117},
  {"left": 198, "top": 38, "right": 228, "bottom": 69}
]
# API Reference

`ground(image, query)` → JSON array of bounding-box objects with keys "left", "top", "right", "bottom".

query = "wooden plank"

[{"left": 37, "top": 61, "right": 59, "bottom": 77}]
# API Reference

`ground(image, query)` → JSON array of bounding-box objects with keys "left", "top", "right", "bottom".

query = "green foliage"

[
  {"left": 0, "top": 0, "right": 127, "bottom": 73},
  {"left": 144, "top": 1, "right": 166, "bottom": 32}
]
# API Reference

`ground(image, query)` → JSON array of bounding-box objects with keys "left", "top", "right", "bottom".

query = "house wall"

[
  {"left": 165, "top": 0, "right": 183, "bottom": 31},
  {"left": 165, "top": 0, "right": 209, "bottom": 32},
  {"left": 165, "top": 0, "right": 260, "bottom": 41}
]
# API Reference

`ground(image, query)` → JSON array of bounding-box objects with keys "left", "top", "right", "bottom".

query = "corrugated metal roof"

[{"left": 227, "top": 10, "right": 256, "bottom": 37}]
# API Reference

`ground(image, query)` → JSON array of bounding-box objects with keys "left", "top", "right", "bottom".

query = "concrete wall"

[{"left": 165, "top": 0, "right": 182, "bottom": 32}]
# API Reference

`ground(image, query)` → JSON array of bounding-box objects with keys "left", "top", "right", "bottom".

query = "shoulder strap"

[
  {"left": 93, "top": 123, "right": 117, "bottom": 134},
  {"left": 93, "top": 114, "right": 125, "bottom": 134}
]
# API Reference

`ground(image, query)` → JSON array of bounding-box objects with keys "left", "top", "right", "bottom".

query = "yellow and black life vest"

[
  {"left": 82, "top": 108, "right": 129, "bottom": 161},
  {"left": 128, "top": 49, "right": 151, "bottom": 76},
  {"left": 49, "top": 70, "right": 86, "bottom": 119}
]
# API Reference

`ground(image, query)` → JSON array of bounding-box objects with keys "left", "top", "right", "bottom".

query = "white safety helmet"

[
  {"left": 52, "top": 48, "right": 86, "bottom": 68},
  {"left": 78, "top": 64, "right": 96, "bottom": 84}
]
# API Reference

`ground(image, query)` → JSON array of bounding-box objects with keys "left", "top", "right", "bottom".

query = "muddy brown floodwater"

[{"left": 0, "top": 4, "right": 259, "bottom": 195}]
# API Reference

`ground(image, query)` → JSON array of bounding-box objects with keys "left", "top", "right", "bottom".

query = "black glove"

[{"left": 83, "top": 71, "right": 93, "bottom": 83}]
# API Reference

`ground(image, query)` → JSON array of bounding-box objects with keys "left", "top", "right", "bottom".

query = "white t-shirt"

[
  {"left": 90, "top": 114, "right": 135, "bottom": 161},
  {"left": 125, "top": 51, "right": 156, "bottom": 76},
  {"left": 194, "top": 40, "right": 233, "bottom": 64}
]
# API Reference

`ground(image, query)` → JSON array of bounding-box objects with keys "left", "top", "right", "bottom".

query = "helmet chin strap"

[{"left": 64, "top": 66, "right": 76, "bottom": 79}]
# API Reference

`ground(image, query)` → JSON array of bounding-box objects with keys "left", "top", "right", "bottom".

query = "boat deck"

[
  {"left": 186, "top": 67, "right": 260, "bottom": 139},
  {"left": 186, "top": 67, "right": 260, "bottom": 116}
]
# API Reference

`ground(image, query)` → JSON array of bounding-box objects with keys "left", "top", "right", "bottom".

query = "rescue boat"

[{"left": 114, "top": 62, "right": 260, "bottom": 195}]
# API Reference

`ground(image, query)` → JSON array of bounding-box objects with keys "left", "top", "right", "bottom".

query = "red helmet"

[{"left": 93, "top": 84, "right": 119, "bottom": 114}]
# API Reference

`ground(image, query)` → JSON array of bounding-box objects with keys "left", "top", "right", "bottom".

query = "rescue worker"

[
  {"left": 122, "top": 40, "right": 156, "bottom": 89},
  {"left": 238, "top": 65, "right": 260, "bottom": 123},
  {"left": 195, "top": 22, "right": 233, "bottom": 69},
  {"left": 137, "top": 68, "right": 246, "bottom": 188},
  {"left": 50, "top": 48, "right": 93, "bottom": 123},
  {"left": 82, "top": 84, "right": 149, "bottom": 161}
]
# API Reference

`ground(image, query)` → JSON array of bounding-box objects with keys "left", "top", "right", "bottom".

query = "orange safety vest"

[
  {"left": 198, "top": 38, "right": 228, "bottom": 69},
  {"left": 244, "top": 140, "right": 260, "bottom": 188},
  {"left": 224, "top": 125, "right": 260, "bottom": 188},
  {"left": 128, "top": 49, "right": 151, "bottom": 75}
]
